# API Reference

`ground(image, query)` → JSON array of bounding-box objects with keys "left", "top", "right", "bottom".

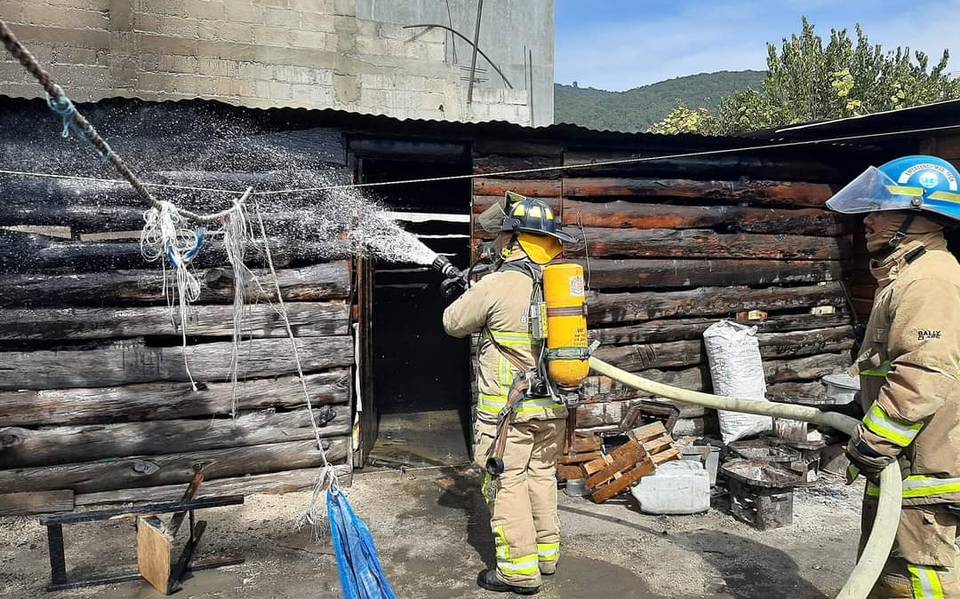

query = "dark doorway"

[{"left": 352, "top": 141, "right": 473, "bottom": 469}]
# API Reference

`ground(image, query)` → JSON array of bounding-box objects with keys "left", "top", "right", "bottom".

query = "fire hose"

[{"left": 589, "top": 356, "right": 902, "bottom": 599}]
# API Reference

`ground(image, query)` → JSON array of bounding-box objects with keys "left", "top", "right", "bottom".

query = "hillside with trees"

[
  {"left": 649, "top": 18, "right": 960, "bottom": 135},
  {"left": 554, "top": 70, "right": 765, "bottom": 132}
]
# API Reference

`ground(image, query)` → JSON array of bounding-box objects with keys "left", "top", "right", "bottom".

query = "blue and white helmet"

[{"left": 827, "top": 155, "right": 960, "bottom": 223}]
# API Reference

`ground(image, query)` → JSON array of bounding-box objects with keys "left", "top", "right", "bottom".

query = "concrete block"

[
  {"left": 52, "top": 46, "right": 98, "bottom": 66},
  {"left": 22, "top": 5, "right": 109, "bottom": 30},
  {"left": 253, "top": 0, "right": 289, "bottom": 6},
  {"left": 48, "top": 0, "right": 111, "bottom": 9},
  {"left": 288, "top": 0, "right": 332, "bottom": 10},
  {"left": 133, "top": 12, "right": 161, "bottom": 33},
  {"left": 194, "top": 75, "right": 218, "bottom": 95},
  {"left": 137, "top": 32, "right": 199, "bottom": 56},
  {"left": 215, "top": 75, "right": 255, "bottom": 97},
  {"left": 201, "top": 40, "right": 256, "bottom": 60},
  {"left": 187, "top": 0, "right": 227, "bottom": 21},
  {"left": 217, "top": 21, "right": 256, "bottom": 43},
  {"left": 137, "top": 71, "right": 174, "bottom": 92},
  {"left": 314, "top": 68, "right": 334, "bottom": 86},
  {"left": 264, "top": 7, "right": 299, "bottom": 27},
  {"left": 289, "top": 29, "right": 326, "bottom": 49},
  {"left": 268, "top": 80, "right": 293, "bottom": 99},
  {"left": 238, "top": 61, "right": 273, "bottom": 80},
  {"left": 198, "top": 57, "right": 239, "bottom": 77},
  {"left": 252, "top": 25, "right": 294, "bottom": 48},
  {"left": 273, "top": 64, "right": 315, "bottom": 84},
  {"left": 196, "top": 19, "right": 221, "bottom": 41},
  {"left": 159, "top": 54, "right": 198, "bottom": 74},
  {"left": 7, "top": 23, "right": 110, "bottom": 49},
  {"left": 155, "top": 15, "right": 199, "bottom": 38},
  {"left": 226, "top": 2, "right": 265, "bottom": 24},
  {"left": 300, "top": 11, "right": 336, "bottom": 33},
  {"left": 147, "top": 0, "right": 189, "bottom": 18},
  {"left": 138, "top": 52, "right": 160, "bottom": 71}
]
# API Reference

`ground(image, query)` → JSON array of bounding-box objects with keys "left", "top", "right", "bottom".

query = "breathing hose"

[{"left": 588, "top": 357, "right": 902, "bottom": 599}]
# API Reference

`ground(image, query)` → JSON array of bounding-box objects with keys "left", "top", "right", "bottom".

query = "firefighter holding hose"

[
  {"left": 827, "top": 156, "right": 960, "bottom": 598},
  {"left": 441, "top": 192, "right": 582, "bottom": 595}
]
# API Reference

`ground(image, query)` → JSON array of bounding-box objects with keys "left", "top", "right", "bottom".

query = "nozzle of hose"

[{"left": 432, "top": 255, "right": 464, "bottom": 280}]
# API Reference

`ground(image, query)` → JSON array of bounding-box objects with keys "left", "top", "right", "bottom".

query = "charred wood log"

[
  {"left": 0, "top": 408, "right": 349, "bottom": 468},
  {"left": 74, "top": 464, "right": 352, "bottom": 506},
  {"left": 561, "top": 200, "right": 846, "bottom": 236},
  {"left": 0, "top": 233, "right": 352, "bottom": 272},
  {"left": 588, "top": 284, "right": 846, "bottom": 324},
  {"left": 573, "top": 228, "right": 850, "bottom": 260},
  {"left": 0, "top": 261, "right": 350, "bottom": 307},
  {"left": 590, "top": 312, "right": 851, "bottom": 345},
  {"left": 561, "top": 152, "right": 843, "bottom": 182},
  {"left": 0, "top": 302, "right": 350, "bottom": 341},
  {"left": 0, "top": 370, "right": 350, "bottom": 427},
  {"left": 561, "top": 177, "right": 833, "bottom": 207},
  {"left": 0, "top": 336, "right": 353, "bottom": 390},
  {"left": 0, "top": 438, "right": 348, "bottom": 494},
  {"left": 577, "top": 258, "right": 843, "bottom": 289},
  {"left": 472, "top": 178, "right": 561, "bottom": 198}
]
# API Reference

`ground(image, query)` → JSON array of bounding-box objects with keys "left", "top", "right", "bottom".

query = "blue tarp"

[{"left": 328, "top": 488, "right": 398, "bottom": 599}]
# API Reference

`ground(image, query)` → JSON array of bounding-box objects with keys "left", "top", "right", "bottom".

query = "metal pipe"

[
  {"left": 466, "top": 0, "right": 484, "bottom": 104},
  {"left": 588, "top": 356, "right": 902, "bottom": 599}
]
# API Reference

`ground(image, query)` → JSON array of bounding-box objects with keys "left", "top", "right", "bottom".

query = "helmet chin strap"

[{"left": 888, "top": 211, "right": 918, "bottom": 249}]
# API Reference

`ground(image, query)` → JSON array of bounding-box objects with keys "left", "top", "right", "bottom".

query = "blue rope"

[
  {"left": 45, "top": 92, "right": 76, "bottom": 139},
  {"left": 165, "top": 227, "right": 207, "bottom": 269}
]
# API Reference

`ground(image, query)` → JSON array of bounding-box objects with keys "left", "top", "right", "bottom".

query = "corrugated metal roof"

[
  {"left": 0, "top": 93, "right": 759, "bottom": 149},
  {"left": 768, "top": 99, "right": 960, "bottom": 139}
]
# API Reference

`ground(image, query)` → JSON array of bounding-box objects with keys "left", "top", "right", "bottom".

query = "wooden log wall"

[
  {"left": 0, "top": 101, "right": 354, "bottom": 514},
  {"left": 471, "top": 141, "right": 859, "bottom": 436}
]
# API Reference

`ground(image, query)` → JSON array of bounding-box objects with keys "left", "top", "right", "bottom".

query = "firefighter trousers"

[
  {"left": 474, "top": 417, "right": 566, "bottom": 588},
  {"left": 860, "top": 500, "right": 960, "bottom": 598}
]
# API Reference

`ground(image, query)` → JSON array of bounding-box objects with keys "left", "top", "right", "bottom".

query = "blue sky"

[{"left": 556, "top": 0, "right": 960, "bottom": 90}]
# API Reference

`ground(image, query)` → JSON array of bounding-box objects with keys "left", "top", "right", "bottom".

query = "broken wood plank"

[
  {"left": 0, "top": 261, "right": 350, "bottom": 306},
  {"left": 0, "top": 370, "right": 350, "bottom": 427},
  {"left": 0, "top": 438, "right": 349, "bottom": 494},
  {"left": 576, "top": 258, "right": 842, "bottom": 290},
  {"left": 74, "top": 464, "right": 353, "bottom": 506},
  {"left": 561, "top": 177, "right": 833, "bottom": 207},
  {"left": 0, "top": 489, "right": 74, "bottom": 515},
  {"left": 573, "top": 228, "right": 850, "bottom": 260},
  {"left": 0, "top": 408, "right": 349, "bottom": 467},
  {"left": 0, "top": 336, "right": 353, "bottom": 390},
  {"left": 560, "top": 199, "right": 846, "bottom": 236},
  {"left": 588, "top": 283, "right": 846, "bottom": 324},
  {"left": 1, "top": 302, "right": 350, "bottom": 341},
  {"left": 137, "top": 516, "right": 172, "bottom": 594}
]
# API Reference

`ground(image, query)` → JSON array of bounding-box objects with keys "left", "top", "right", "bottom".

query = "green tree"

[
  {"left": 649, "top": 18, "right": 960, "bottom": 135},
  {"left": 648, "top": 100, "right": 717, "bottom": 135}
]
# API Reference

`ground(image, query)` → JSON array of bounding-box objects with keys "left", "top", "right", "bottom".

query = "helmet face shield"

[
  {"left": 826, "top": 166, "right": 918, "bottom": 214},
  {"left": 477, "top": 198, "right": 507, "bottom": 233}
]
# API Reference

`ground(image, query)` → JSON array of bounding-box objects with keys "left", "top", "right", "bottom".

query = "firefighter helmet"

[
  {"left": 827, "top": 155, "right": 960, "bottom": 223},
  {"left": 500, "top": 195, "right": 578, "bottom": 264}
]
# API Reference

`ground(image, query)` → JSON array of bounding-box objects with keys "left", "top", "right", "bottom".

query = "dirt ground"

[{"left": 0, "top": 467, "right": 865, "bottom": 599}]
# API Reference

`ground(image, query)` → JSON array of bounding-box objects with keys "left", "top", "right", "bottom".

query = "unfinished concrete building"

[{"left": 0, "top": 0, "right": 553, "bottom": 124}]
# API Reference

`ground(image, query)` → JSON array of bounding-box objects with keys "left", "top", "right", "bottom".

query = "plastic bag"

[
  {"left": 328, "top": 487, "right": 398, "bottom": 599},
  {"left": 703, "top": 320, "right": 773, "bottom": 444}
]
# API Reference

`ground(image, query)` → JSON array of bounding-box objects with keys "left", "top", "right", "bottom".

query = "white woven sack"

[{"left": 702, "top": 320, "right": 773, "bottom": 443}]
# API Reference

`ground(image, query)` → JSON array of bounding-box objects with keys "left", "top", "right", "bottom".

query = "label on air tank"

[{"left": 569, "top": 276, "right": 585, "bottom": 297}]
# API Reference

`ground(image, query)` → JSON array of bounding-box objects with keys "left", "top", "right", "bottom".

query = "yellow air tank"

[{"left": 543, "top": 263, "right": 589, "bottom": 390}]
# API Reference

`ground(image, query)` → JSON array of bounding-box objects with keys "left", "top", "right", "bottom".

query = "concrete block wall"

[{"left": 0, "top": 0, "right": 546, "bottom": 125}]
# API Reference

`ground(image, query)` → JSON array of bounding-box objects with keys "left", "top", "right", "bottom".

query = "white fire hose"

[{"left": 589, "top": 357, "right": 902, "bottom": 599}]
